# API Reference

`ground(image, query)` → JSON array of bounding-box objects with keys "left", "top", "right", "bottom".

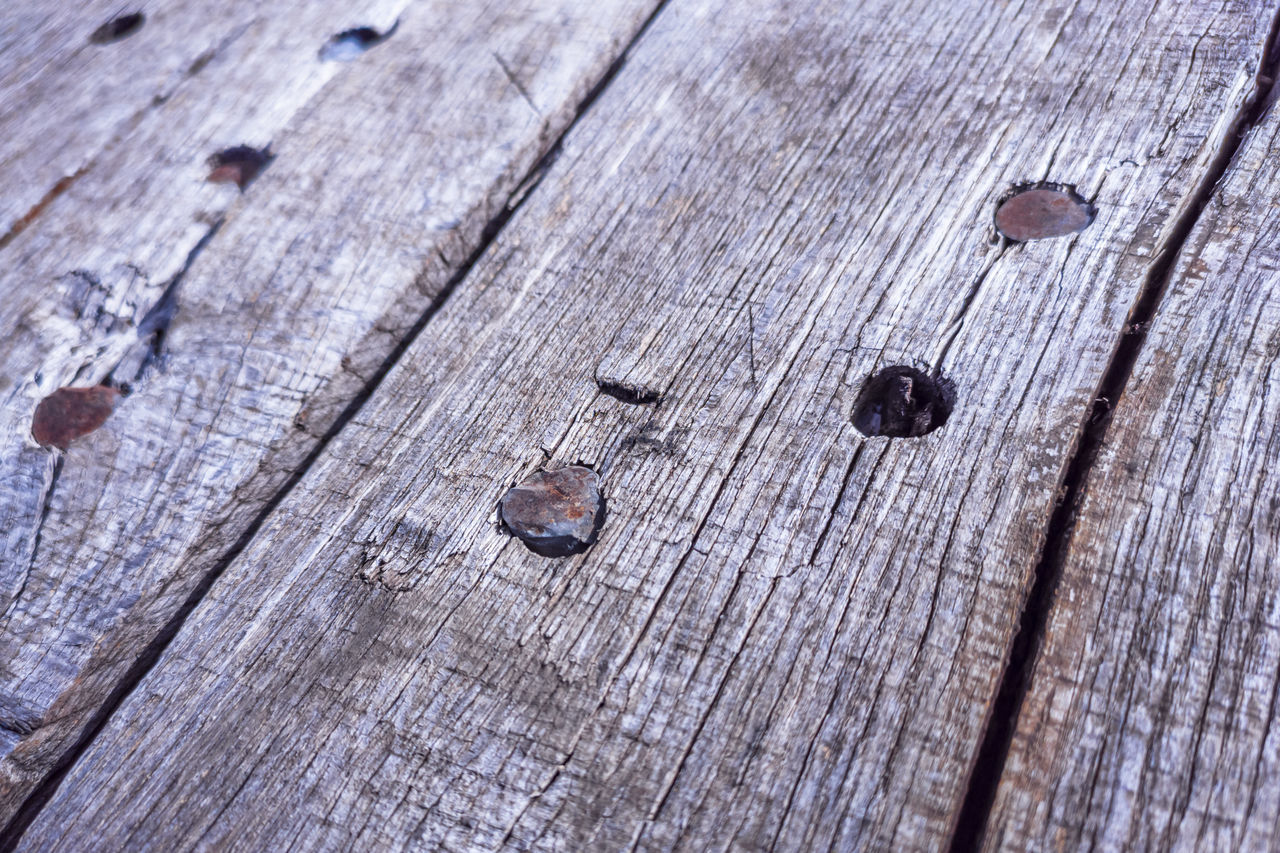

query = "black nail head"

[
  {"left": 852, "top": 366, "right": 956, "bottom": 438},
  {"left": 90, "top": 12, "right": 145, "bottom": 45},
  {"left": 206, "top": 145, "right": 272, "bottom": 189}
]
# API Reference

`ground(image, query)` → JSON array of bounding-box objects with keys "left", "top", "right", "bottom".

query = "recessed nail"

[
  {"left": 499, "top": 466, "right": 604, "bottom": 557},
  {"left": 994, "top": 183, "right": 1096, "bottom": 241},
  {"left": 852, "top": 366, "right": 956, "bottom": 438},
  {"left": 319, "top": 21, "right": 399, "bottom": 61},
  {"left": 89, "top": 12, "right": 144, "bottom": 44},
  {"left": 206, "top": 145, "right": 272, "bottom": 190},
  {"left": 31, "top": 386, "right": 121, "bottom": 450}
]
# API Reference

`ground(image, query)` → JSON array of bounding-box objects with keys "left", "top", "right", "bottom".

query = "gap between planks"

[
  {"left": 0, "top": 0, "right": 675, "bottom": 846},
  {"left": 947, "top": 4, "right": 1280, "bottom": 850}
]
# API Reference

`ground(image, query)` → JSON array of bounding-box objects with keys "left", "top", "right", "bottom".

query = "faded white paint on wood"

[
  {"left": 0, "top": 0, "right": 659, "bottom": 824},
  {"left": 12, "top": 0, "right": 1274, "bottom": 849},
  {"left": 986, "top": 60, "right": 1280, "bottom": 853}
]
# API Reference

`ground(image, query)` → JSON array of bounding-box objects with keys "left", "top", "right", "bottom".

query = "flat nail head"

[
  {"left": 32, "top": 386, "right": 121, "bottom": 450},
  {"left": 994, "top": 184, "right": 1096, "bottom": 241},
  {"left": 207, "top": 146, "right": 271, "bottom": 189},
  {"left": 499, "top": 466, "right": 604, "bottom": 557}
]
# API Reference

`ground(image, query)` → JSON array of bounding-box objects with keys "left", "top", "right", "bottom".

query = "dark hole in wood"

[
  {"left": 994, "top": 182, "right": 1096, "bottom": 242},
  {"left": 319, "top": 20, "right": 399, "bottom": 61},
  {"left": 852, "top": 365, "right": 956, "bottom": 438},
  {"left": 206, "top": 145, "right": 272, "bottom": 190},
  {"left": 597, "top": 379, "right": 662, "bottom": 406},
  {"left": 89, "top": 12, "right": 144, "bottom": 45}
]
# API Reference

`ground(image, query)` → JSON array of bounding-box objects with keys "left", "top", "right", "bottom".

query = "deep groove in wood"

[
  {"left": 0, "top": 1, "right": 675, "bottom": 846},
  {"left": 947, "top": 7, "right": 1280, "bottom": 851}
]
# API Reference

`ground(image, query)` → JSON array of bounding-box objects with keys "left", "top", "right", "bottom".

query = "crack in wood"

[
  {"left": 492, "top": 51, "right": 541, "bottom": 117},
  {"left": 0, "top": 1, "right": 679, "bottom": 845},
  {"left": 947, "top": 5, "right": 1280, "bottom": 850},
  {"left": 1, "top": 458, "right": 62, "bottom": 625},
  {"left": 0, "top": 168, "right": 89, "bottom": 253},
  {"left": 113, "top": 218, "right": 226, "bottom": 385}
]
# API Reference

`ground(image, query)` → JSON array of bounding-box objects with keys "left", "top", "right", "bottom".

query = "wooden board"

[
  {"left": 0, "top": 0, "right": 660, "bottom": 825},
  {"left": 0, "top": 0, "right": 398, "bottom": 240},
  {"left": 984, "top": 49, "right": 1280, "bottom": 853},
  {"left": 9, "top": 0, "right": 1273, "bottom": 849}
]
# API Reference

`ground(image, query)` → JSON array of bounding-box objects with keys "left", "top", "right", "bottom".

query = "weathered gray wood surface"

[
  {"left": 0, "top": 0, "right": 395, "bottom": 240},
  {"left": 4, "top": 0, "right": 1276, "bottom": 849},
  {"left": 985, "top": 52, "right": 1280, "bottom": 853},
  {"left": 0, "top": 0, "right": 659, "bottom": 826}
]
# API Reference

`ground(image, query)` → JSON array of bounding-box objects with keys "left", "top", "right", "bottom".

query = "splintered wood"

[{"left": 2, "top": 0, "right": 1278, "bottom": 849}]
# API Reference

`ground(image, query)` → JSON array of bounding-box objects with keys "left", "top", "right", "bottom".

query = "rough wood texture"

[
  {"left": 986, "top": 53, "right": 1280, "bottom": 853},
  {"left": 10, "top": 0, "right": 1274, "bottom": 849},
  {"left": 0, "top": 0, "right": 393, "bottom": 240},
  {"left": 0, "top": 0, "right": 659, "bottom": 824}
]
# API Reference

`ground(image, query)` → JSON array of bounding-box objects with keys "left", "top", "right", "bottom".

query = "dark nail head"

[
  {"left": 499, "top": 466, "right": 604, "bottom": 557},
  {"left": 206, "top": 145, "right": 271, "bottom": 189},
  {"left": 32, "top": 386, "right": 120, "bottom": 450},
  {"left": 90, "top": 12, "right": 144, "bottom": 44},
  {"left": 994, "top": 184, "right": 1095, "bottom": 241}
]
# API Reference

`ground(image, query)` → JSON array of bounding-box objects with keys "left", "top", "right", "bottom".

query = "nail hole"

[
  {"left": 994, "top": 182, "right": 1096, "bottom": 242},
  {"left": 31, "top": 385, "right": 121, "bottom": 450},
  {"left": 206, "top": 145, "right": 272, "bottom": 190},
  {"left": 597, "top": 379, "right": 662, "bottom": 406},
  {"left": 498, "top": 466, "right": 605, "bottom": 558},
  {"left": 319, "top": 20, "right": 399, "bottom": 61},
  {"left": 851, "top": 366, "right": 956, "bottom": 438},
  {"left": 89, "top": 12, "right": 145, "bottom": 45}
]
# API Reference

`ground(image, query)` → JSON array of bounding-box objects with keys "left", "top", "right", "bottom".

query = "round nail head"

[
  {"left": 499, "top": 466, "right": 604, "bottom": 557},
  {"left": 994, "top": 185, "right": 1095, "bottom": 241},
  {"left": 32, "top": 386, "right": 120, "bottom": 450}
]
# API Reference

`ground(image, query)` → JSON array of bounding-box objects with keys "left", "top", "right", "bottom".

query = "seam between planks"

[
  {"left": 946, "top": 5, "right": 1280, "bottom": 851},
  {"left": 0, "top": 0, "right": 677, "bottom": 847}
]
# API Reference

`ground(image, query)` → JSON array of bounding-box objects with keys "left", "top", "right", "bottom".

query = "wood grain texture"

[
  {"left": 985, "top": 49, "right": 1280, "bottom": 853},
  {"left": 0, "top": 0, "right": 659, "bottom": 825},
  {"left": 0, "top": 0, "right": 390, "bottom": 240},
  {"left": 1, "top": 0, "right": 405, "bottom": 597},
  {"left": 13, "top": 0, "right": 1274, "bottom": 850}
]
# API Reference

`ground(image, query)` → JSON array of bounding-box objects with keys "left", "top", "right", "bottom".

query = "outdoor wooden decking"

[{"left": 2, "top": 0, "right": 1279, "bottom": 849}]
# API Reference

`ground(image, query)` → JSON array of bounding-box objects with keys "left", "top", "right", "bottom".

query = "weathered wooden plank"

[
  {"left": 0, "top": 0, "right": 660, "bottom": 826},
  {"left": 0, "top": 0, "right": 395, "bottom": 241},
  {"left": 11, "top": 0, "right": 1276, "bottom": 849},
  {"left": 984, "top": 46, "right": 1280, "bottom": 853},
  {"left": 0, "top": 0, "right": 409, "bottom": 590}
]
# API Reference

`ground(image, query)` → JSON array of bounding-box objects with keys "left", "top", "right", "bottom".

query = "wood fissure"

[
  {"left": 0, "top": 2, "right": 673, "bottom": 845},
  {"left": 0, "top": 459, "right": 61, "bottom": 628},
  {"left": 115, "top": 217, "right": 226, "bottom": 386},
  {"left": 948, "top": 5, "right": 1280, "bottom": 849},
  {"left": 6, "top": 0, "right": 1278, "bottom": 849}
]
